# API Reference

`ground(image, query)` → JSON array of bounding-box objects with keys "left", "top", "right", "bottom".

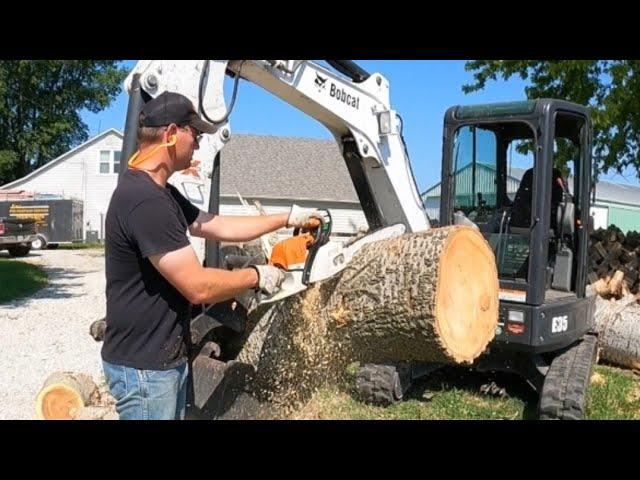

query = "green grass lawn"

[
  {"left": 291, "top": 364, "right": 640, "bottom": 420},
  {"left": 52, "top": 242, "right": 104, "bottom": 250},
  {"left": 587, "top": 364, "right": 640, "bottom": 420},
  {"left": 0, "top": 258, "right": 48, "bottom": 303}
]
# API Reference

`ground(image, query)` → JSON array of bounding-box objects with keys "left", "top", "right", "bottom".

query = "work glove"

[
  {"left": 234, "top": 265, "right": 285, "bottom": 314},
  {"left": 287, "top": 204, "right": 324, "bottom": 230},
  {"left": 252, "top": 264, "right": 286, "bottom": 295}
]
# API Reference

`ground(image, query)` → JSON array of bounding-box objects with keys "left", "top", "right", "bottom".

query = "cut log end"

[
  {"left": 35, "top": 372, "right": 98, "bottom": 420},
  {"left": 36, "top": 384, "right": 85, "bottom": 420},
  {"left": 435, "top": 227, "right": 499, "bottom": 363}
]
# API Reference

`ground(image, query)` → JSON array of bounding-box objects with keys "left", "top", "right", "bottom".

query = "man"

[{"left": 102, "top": 91, "right": 321, "bottom": 420}]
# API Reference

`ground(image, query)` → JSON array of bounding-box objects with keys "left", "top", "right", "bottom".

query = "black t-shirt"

[{"left": 101, "top": 169, "right": 201, "bottom": 370}]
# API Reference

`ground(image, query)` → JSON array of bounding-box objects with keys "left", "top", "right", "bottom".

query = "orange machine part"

[{"left": 269, "top": 234, "right": 315, "bottom": 270}]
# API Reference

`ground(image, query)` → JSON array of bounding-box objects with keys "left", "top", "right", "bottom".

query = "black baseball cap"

[{"left": 139, "top": 91, "right": 217, "bottom": 134}]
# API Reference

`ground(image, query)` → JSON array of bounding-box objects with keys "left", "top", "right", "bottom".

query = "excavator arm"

[{"left": 122, "top": 60, "right": 430, "bottom": 238}]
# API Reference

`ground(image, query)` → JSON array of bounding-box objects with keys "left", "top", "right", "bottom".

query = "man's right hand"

[{"left": 252, "top": 265, "right": 286, "bottom": 295}]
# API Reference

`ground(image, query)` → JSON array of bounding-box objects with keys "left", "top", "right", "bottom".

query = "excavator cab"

[{"left": 435, "top": 99, "right": 598, "bottom": 418}]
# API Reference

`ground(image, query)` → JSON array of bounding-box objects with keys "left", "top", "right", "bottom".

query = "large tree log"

[
  {"left": 35, "top": 372, "right": 99, "bottom": 420},
  {"left": 594, "top": 294, "right": 640, "bottom": 370},
  {"left": 237, "top": 226, "right": 499, "bottom": 408}
]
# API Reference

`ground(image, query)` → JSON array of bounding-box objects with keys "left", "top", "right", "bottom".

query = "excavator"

[{"left": 117, "top": 60, "right": 597, "bottom": 420}]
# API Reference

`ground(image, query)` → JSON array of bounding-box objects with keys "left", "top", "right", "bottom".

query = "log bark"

[
  {"left": 89, "top": 318, "right": 106, "bottom": 342},
  {"left": 237, "top": 226, "right": 499, "bottom": 407},
  {"left": 35, "top": 372, "right": 98, "bottom": 420},
  {"left": 594, "top": 294, "right": 640, "bottom": 370},
  {"left": 71, "top": 406, "right": 118, "bottom": 420}
]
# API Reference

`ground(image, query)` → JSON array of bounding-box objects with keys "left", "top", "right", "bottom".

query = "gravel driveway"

[{"left": 0, "top": 249, "right": 107, "bottom": 420}]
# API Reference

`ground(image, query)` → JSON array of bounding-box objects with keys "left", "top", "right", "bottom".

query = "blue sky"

[{"left": 80, "top": 60, "right": 639, "bottom": 192}]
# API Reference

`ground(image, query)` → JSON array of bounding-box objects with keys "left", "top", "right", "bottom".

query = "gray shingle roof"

[{"left": 219, "top": 134, "right": 359, "bottom": 203}]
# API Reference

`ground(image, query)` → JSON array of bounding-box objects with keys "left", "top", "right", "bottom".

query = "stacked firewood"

[
  {"left": 587, "top": 225, "right": 640, "bottom": 371},
  {"left": 588, "top": 225, "right": 640, "bottom": 299}
]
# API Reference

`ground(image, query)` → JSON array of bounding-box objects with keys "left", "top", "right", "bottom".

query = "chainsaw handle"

[{"left": 293, "top": 210, "right": 331, "bottom": 244}]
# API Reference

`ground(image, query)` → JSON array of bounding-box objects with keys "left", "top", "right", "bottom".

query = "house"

[
  {"left": 1, "top": 129, "right": 123, "bottom": 240},
  {"left": 0, "top": 130, "right": 368, "bottom": 242}
]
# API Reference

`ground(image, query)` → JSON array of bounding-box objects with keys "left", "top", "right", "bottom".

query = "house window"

[
  {"left": 113, "top": 151, "right": 122, "bottom": 174},
  {"left": 99, "top": 151, "right": 110, "bottom": 174},
  {"left": 99, "top": 150, "right": 123, "bottom": 174}
]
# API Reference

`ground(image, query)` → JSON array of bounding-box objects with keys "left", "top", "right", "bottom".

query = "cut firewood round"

[
  {"left": 35, "top": 372, "right": 98, "bottom": 420},
  {"left": 608, "top": 270, "right": 625, "bottom": 297}
]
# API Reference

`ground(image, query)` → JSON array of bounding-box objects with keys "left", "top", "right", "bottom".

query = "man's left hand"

[{"left": 287, "top": 204, "right": 324, "bottom": 230}]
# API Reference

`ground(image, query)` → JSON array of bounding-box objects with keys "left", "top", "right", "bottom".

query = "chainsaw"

[{"left": 256, "top": 210, "right": 406, "bottom": 304}]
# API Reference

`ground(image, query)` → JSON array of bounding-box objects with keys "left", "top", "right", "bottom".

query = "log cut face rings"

[{"left": 435, "top": 226, "right": 499, "bottom": 364}]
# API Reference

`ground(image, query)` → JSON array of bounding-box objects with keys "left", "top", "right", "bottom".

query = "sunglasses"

[{"left": 180, "top": 125, "right": 203, "bottom": 143}]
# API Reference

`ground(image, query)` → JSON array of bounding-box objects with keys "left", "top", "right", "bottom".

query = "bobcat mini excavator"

[{"left": 116, "top": 60, "right": 597, "bottom": 420}]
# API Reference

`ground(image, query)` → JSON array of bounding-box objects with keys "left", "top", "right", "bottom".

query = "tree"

[
  {"left": 463, "top": 60, "right": 640, "bottom": 179},
  {"left": 0, "top": 61, "right": 127, "bottom": 185}
]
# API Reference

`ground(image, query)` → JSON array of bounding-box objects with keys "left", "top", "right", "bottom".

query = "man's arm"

[
  {"left": 188, "top": 205, "right": 323, "bottom": 242},
  {"left": 148, "top": 245, "right": 259, "bottom": 305},
  {"left": 189, "top": 211, "right": 288, "bottom": 242}
]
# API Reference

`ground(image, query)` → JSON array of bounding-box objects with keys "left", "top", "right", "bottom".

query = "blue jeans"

[{"left": 102, "top": 360, "right": 189, "bottom": 420}]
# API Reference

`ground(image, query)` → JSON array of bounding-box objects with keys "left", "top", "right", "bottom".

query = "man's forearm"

[
  {"left": 191, "top": 267, "right": 259, "bottom": 305},
  {"left": 191, "top": 212, "right": 288, "bottom": 242}
]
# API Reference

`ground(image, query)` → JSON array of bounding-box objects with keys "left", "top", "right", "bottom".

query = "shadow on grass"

[
  {"left": 1, "top": 265, "right": 91, "bottom": 306},
  {"left": 402, "top": 366, "right": 540, "bottom": 419}
]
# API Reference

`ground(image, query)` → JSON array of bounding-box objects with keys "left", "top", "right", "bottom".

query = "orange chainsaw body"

[{"left": 269, "top": 234, "right": 315, "bottom": 270}]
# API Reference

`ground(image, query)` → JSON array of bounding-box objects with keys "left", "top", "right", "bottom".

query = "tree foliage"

[
  {"left": 0, "top": 61, "right": 127, "bottom": 185},
  {"left": 464, "top": 60, "right": 640, "bottom": 178}
]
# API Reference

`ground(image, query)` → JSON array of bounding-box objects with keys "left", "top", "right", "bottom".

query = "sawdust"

[
  {"left": 627, "top": 385, "right": 640, "bottom": 403},
  {"left": 590, "top": 371, "right": 606, "bottom": 386},
  {"left": 329, "top": 301, "right": 350, "bottom": 328},
  {"left": 467, "top": 397, "right": 492, "bottom": 408},
  {"left": 300, "top": 285, "right": 324, "bottom": 330},
  {"left": 244, "top": 282, "right": 353, "bottom": 416},
  {"left": 288, "top": 388, "right": 351, "bottom": 420}
]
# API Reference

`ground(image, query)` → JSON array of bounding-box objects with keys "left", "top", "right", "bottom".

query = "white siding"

[
  {"left": 4, "top": 154, "right": 85, "bottom": 200},
  {"left": 2, "top": 131, "right": 123, "bottom": 240},
  {"left": 83, "top": 134, "right": 122, "bottom": 237},
  {"left": 591, "top": 206, "right": 608, "bottom": 230}
]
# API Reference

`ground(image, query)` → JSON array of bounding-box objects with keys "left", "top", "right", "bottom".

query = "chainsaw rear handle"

[
  {"left": 300, "top": 210, "right": 332, "bottom": 286},
  {"left": 293, "top": 209, "right": 332, "bottom": 244}
]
